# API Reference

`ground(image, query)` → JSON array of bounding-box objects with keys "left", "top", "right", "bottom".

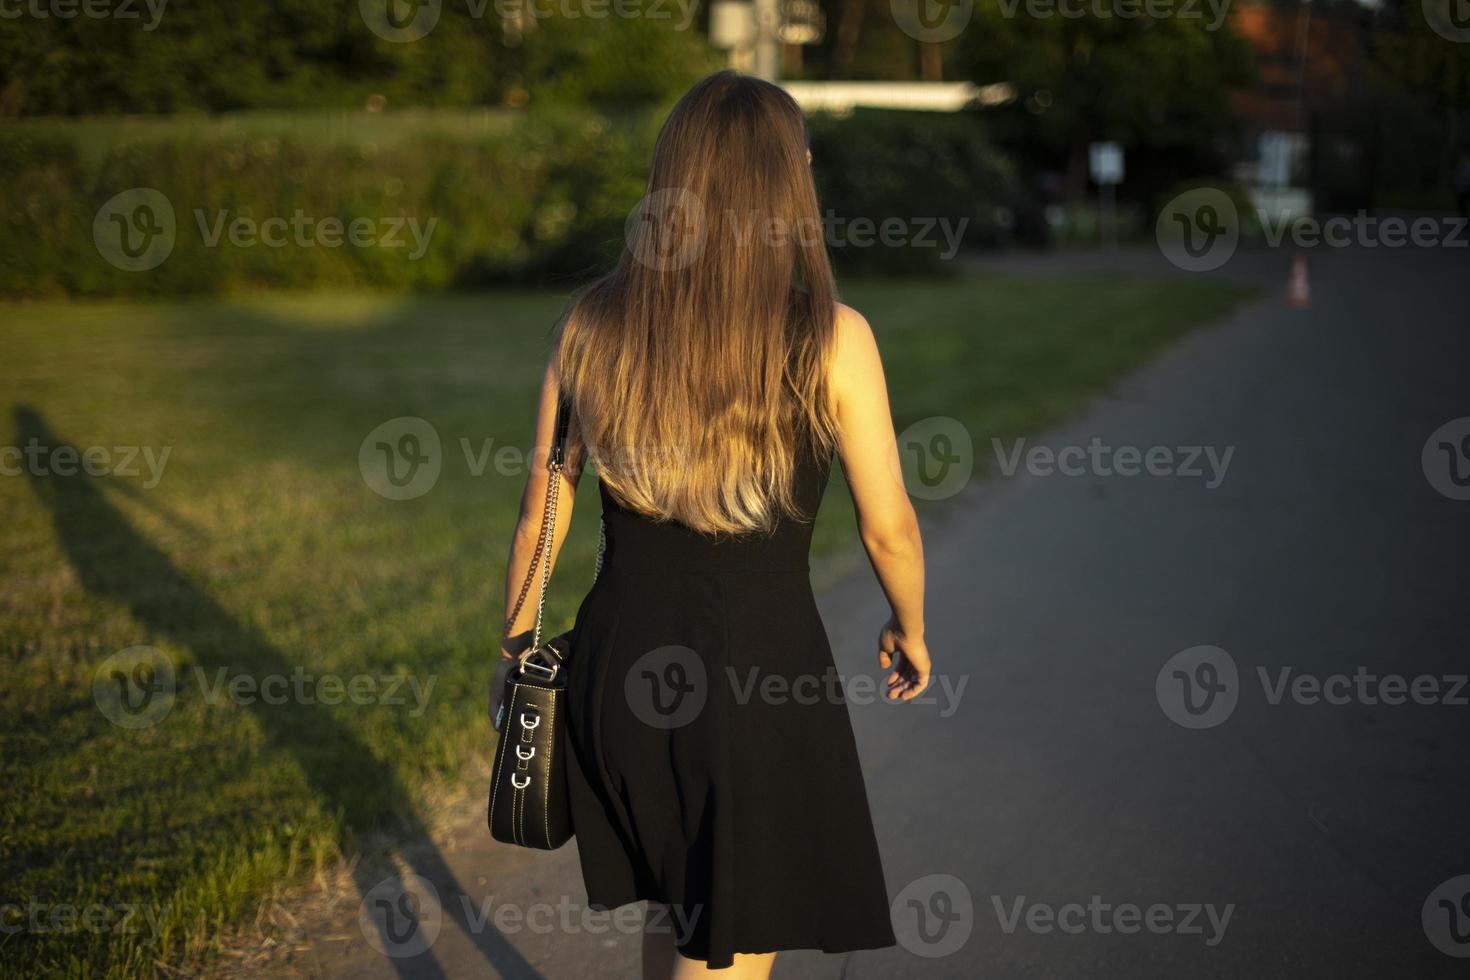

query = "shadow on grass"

[{"left": 15, "top": 404, "right": 543, "bottom": 980}]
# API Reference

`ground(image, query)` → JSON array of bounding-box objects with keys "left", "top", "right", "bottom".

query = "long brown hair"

[{"left": 556, "top": 70, "right": 839, "bottom": 536}]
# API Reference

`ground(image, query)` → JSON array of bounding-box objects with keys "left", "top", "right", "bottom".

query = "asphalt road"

[{"left": 300, "top": 242, "right": 1470, "bottom": 979}]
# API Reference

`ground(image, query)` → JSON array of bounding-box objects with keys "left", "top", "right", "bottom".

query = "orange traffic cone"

[{"left": 1288, "top": 253, "right": 1310, "bottom": 309}]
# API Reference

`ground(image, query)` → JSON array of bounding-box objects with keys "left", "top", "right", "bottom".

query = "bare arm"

[
  {"left": 830, "top": 304, "right": 931, "bottom": 700},
  {"left": 500, "top": 353, "right": 584, "bottom": 661}
]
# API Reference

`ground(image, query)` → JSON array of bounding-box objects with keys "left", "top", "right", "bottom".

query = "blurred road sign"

[
  {"left": 1089, "top": 142, "right": 1124, "bottom": 185},
  {"left": 1258, "top": 131, "right": 1307, "bottom": 189}
]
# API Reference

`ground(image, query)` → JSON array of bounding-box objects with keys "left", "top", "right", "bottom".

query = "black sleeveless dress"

[{"left": 563, "top": 434, "right": 896, "bottom": 967}]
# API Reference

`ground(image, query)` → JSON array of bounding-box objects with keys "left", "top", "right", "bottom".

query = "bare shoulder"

[
  {"left": 834, "top": 302, "right": 874, "bottom": 345},
  {"left": 830, "top": 302, "right": 882, "bottom": 385}
]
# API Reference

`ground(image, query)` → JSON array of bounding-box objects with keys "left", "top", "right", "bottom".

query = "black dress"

[{"left": 563, "top": 433, "right": 897, "bottom": 968}]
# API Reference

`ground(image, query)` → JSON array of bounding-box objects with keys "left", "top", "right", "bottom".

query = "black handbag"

[{"left": 487, "top": 396, "right": 597, "bottom": 850}]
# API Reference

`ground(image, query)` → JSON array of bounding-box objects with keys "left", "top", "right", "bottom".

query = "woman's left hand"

[{"left": 489, "top": 654, "right": 517, "bottom": 731}]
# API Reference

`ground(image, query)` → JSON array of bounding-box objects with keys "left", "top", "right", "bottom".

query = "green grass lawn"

[{"left": 0, "top": 274, "right": 1251, "bottom": 976}]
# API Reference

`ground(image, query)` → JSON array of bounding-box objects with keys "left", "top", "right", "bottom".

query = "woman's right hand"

[
  {"left": 831, "top": 306, "right": 930, "bottom": 703},
  {"left": 878, "top": 616, "right": 931, "bottom": 701}
]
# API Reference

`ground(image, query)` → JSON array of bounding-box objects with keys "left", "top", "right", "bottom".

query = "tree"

[
  {"left": 0, "top": 1, "right": 711, "bottom": 116},
  {"left": 957, "top": 5, "right": 1255, "bottom": 203},
  {"left": 1366, "top": 0, "right": 1470, "bottom": 199}
]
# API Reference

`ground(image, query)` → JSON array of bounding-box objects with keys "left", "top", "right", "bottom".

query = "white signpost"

[{"left": 1089, "top": 141, "right": 1124, "bottom": 251}]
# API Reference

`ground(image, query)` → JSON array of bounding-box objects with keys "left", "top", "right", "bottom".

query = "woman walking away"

[{"left": 493, "top": 70, "right": 933, "bottom": 979}]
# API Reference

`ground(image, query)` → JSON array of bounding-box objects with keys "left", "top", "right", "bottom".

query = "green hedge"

[
  {"left": 1, "top": 107, "right": 1018, "bottom": 297},
  {"left": 809, "top": 108, "right": 1020, "bottom": 275},
  {"left": 0, "top": 110, "right": 659, "bottom": 297}
]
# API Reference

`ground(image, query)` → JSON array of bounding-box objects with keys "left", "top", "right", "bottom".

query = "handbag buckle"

[{"left": 518, "top": 648, "right": 561, "bottom": 682}]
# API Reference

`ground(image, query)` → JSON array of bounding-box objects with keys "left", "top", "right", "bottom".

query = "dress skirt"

[{"left": 562, "top": 449, "right": 896, "bottom": 968}]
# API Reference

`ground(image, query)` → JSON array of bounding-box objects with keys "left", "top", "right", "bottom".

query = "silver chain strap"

[
  {"left": 529, "top": 459, "right": 562, "bottom": 654},
  {"left": 592, "top": 518, "right": 606, "bottom": 580},
  {"left": 528, "top": 465, "right": 606, "bottom": 655}
]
